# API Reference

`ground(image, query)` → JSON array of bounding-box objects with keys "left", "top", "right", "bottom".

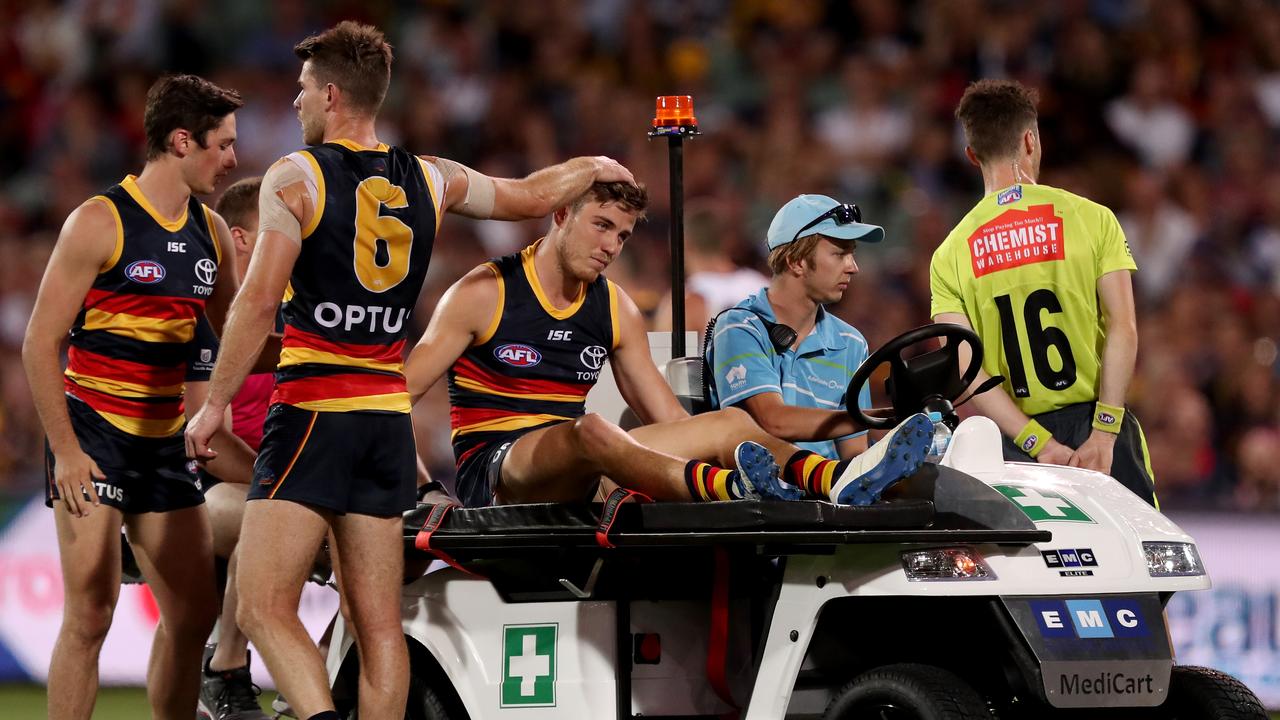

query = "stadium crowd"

[{"left": 1, "top": 0, "right": 1278, "bottom": 511}]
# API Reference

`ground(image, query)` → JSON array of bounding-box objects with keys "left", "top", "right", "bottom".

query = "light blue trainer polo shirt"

[{"left": 706, "top": 288, "right": 871, "bottom": 459}]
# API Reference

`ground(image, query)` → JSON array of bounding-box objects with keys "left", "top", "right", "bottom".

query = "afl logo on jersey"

[
  {"left": 125, "top": 260, "right": 166, "bottom": 284},
  {"left": 997, "top": 185, "right": 1023, "bottom": 206},
  {"left": 495, "top": 343, "right": 542, "bottom": 367}
]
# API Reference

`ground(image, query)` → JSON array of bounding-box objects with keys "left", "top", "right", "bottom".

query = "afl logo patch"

[
  {"left": 1022, "top": 434, "right": 1039, "bottom": 452},
  {"left": 125, "top": 260, "right": 166, "bottom": 284},
  {"left": 997, "top": 185, "right": 1023, "bottom": 205},
  {"left": 495, "top": 343, "right": 542, "bottom": 367}
]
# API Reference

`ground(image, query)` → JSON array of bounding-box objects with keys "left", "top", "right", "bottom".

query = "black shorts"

[
  {"left": 45, "top": 397, "right": 204, "bottom": 514},
  {"left": 248, "top": 404, "right": 416, "bottom": 517},
  {"left": 453, "top": 432, "right": 524, "bottom": 508},
  {"left": 1002, "top": 401, "right": 1157, "bottom": 507}
]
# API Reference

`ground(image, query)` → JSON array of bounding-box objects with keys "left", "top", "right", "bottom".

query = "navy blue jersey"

[
  {"left": 272, "top": 140, "right": 443, "bottom": 413},
  {"left": 64, "top": 175, "right": 221, "bottom": 437},
  {"left": 448, "top": 240, "right": 619, "bottom": 465}
]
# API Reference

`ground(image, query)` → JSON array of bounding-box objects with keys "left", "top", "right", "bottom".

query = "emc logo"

[{"left": 1031, "top": 598, "right": 1147, "bottom": 639}]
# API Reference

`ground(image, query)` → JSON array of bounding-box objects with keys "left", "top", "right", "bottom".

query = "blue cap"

[{"left": 765, "top": 194, "right": 885, "bottom": 251}]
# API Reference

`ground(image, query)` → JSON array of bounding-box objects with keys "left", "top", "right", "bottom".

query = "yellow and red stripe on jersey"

[
  {"left": 271, "top": 371, "right": 410, "bottom": 413},
  {"left": 65, "top": 383, "right": 185, "bottom": 438},
  {"left": 65, "top": 347, "right": 186, "bottom": 399},
  {"left": 277, "top": 325, "right": 406, "bottom": 373},
  {"left": 80, "top": 288, "right": 202, "bottom": 344},
  {"left": 450, "top": 355, "right": 591, "bottom": 403},
  {"left": 449, "top": 405, "right": 572, "bottom": 440}
]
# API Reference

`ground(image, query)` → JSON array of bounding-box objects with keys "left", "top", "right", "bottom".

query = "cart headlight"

[
  {"left": 901, "top": 547, "right": 996, "bottom": 581},
  {"left": 1143, "top": 542, "right": 1205, "bottom": 577}
]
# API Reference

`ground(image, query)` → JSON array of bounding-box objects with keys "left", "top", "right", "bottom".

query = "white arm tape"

[
  {"left": 460, "top": 163, "right": 495, "bottom": 219},
  {"left": 257, "top": 155, "right": 313, "bottom": 245}
]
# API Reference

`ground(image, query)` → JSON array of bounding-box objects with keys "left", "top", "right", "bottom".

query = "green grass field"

[{"left": 0, "top": 685, "right": 279, "bottom": 719}]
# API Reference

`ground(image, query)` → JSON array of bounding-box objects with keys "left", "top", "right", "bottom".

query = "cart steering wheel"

[{"left": 847, "top": 323, "right": 984, "bottom": 429}]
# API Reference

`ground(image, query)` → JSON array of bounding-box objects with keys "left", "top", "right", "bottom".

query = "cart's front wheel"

[
  {"left": 1156, "top": 666, "right": 1267, "bottom": 720},
  {"left": 823, "top": 663, "right": 990, "bottom": 720}
]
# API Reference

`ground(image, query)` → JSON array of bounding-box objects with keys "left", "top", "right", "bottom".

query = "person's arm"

[
  {"left": 836, "top": 434, "right": 869, "bottom": 460},
  {"left": 426, "top": 156, "right": 635, "bottom": 221},
  {"left": 933, "top": 312, "right": 1074, "bottom": 465},
  {"left": 184, "top": 380, "right": 257, "bottom": 484},
  {"left": 1067, "top": 270, "right": 1137, "bottom": 473},
  {"left": 737, "top": 393, "right": 860, "bottom": 443},
  {"left": 610, "top": 286, "right": 688, "bottom": 425},
  {"left": 186, "top": 159, "right": 305, "bottom": 460},
  {"left": 202, "top": 209, "right": 241, "bottom": 335},
  {"left": 405, "top": 265, "right": 498, "bottom": 403},
  {"left": 21, "top": 199, "right": 117, "bottom": 516}
]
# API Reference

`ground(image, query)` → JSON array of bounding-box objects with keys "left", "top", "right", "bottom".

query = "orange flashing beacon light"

[{"left": 651, "top": 95, "right": 698, "bottom": 131}]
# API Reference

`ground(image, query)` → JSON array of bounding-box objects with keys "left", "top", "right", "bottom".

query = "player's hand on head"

[
  {"left": 1066, "top": 431, "right": 1115, "bottom": 474},
  {"left": 593, "top": 156, "right": 635, "bottom": 185},
  {"left": 1036, "top": 438, "right": 1074, "bottom": 466},
  {"left": 54, "top": 448, "right": 104, "bottom": 517},
  {"left": 183, "top": 404, "right": 222, "bottom": 463}
]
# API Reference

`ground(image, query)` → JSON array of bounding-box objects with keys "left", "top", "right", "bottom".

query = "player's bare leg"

[
  {"left": 627, "top": 406, "right": 786, "bottom": 467},
  {"left": 47, "top": 504, "right": 124, "bottom": 720},
  {"left": 126, "top": 505, "right": 219, "bottom": 720},
  {"left": 329, "top": 513, "right": 408, "bottom": 718},
  {"left": 235, "top": 500, "right": 333, "bottom": 716},
  {"left": 205, "top": 482, "right": 251, "bottom": 671},
  {"left": 498, "top": 413, "right": 706, "bottom": 502}
]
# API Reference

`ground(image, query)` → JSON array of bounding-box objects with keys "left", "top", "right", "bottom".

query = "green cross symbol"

[
  {"left": 994, "top": 485, "right": 1094, "bottom": 523},
  {"left": 501, "top": 624, "right": 557, "bottom": 707}
]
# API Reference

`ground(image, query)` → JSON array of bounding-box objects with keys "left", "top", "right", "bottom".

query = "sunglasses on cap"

[{"left": 791, "top": 203, "right": 863, "bottom": 244}]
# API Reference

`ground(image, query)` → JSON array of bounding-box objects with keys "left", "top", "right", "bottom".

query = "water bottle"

[{"left": 926, "top": 411, "right": 952, "bottom": 461}]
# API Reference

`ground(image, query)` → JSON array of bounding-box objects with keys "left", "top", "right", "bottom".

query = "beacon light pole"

[{"left": 649, "top": 95, "right": 700, "bottom": 358}]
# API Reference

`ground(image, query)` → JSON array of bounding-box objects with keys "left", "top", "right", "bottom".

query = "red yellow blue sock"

[
  {"left": 684, "top": 460, "right": 743, "bottom": 501},
  {"left": 785, "top": 451, "right": 850, "bottom": 498}
]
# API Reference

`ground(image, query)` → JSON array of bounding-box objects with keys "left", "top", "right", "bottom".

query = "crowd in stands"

[{"left": 1, "top": 0, "right": 1278, "bottom": 511}]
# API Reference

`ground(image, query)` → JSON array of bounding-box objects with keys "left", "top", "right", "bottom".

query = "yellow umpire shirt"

[{"left": 929, "top": 183, "right": 1137, "bottom": 417}]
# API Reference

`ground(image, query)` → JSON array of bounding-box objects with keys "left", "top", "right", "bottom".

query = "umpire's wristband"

[
  {"left": 1092, "top": 402, "right": 1125, "bottom": 434},
  {"left": 1014, "top": 419, "right": 1053, "bottom": 459}
]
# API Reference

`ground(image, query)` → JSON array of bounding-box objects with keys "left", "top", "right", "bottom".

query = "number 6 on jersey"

[{"left": 354, "top": 176, "right": 413, "bottom": 292}]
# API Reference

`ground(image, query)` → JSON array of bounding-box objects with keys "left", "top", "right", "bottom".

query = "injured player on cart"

[{"left": 405, "top": 181, "right": 934, "bottom": 508}]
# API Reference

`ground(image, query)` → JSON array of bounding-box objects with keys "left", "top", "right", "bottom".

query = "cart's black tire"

[
  {"left": 1156, "top": 666, "right": 1267, "bottom": 720},
  {"left": 824, "top": 663, "right": 990, "bottom": 719},
  {"left": 405, "top": 670, "right": 452, "bottom": 720}
]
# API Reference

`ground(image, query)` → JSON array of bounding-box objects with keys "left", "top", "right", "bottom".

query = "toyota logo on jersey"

[
  {"left": 125, "top": 260, "right": 166, "bottom": 284},
  {"left": 495, "top": 343, "right": 542, "bottom": 367},
  {"left": 580, "top": 345, "right": 607, "bottom": 370}
]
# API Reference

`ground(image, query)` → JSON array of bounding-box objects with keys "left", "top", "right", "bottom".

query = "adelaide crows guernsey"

[
  {"left": 929, "top": 183, "right": 1137, "bottom": 416},
  {"left": 64, "top": 175, "right": 222, "bottom": 438},
  {"left": 272, "top": 140, "right": 443, "bottom": 413},
  {"left": 449, "top": 240, "right": 620, "bottom": 466}
]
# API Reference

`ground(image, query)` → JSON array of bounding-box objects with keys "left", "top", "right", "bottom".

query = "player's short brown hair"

[
  {"left": 214, "top": 176, "right": 262, "bottom": 229},
  {"left": 955, "top": 79, "right": 1040, "bottom": 164},
  {"left": 143, "top": 75, "right": 243, "bottom": 160},
  {"left": 294, "top": 21, "right": 394, "bottom": 115},
  {"left": 767, "top": 234, "right": 854, "bottom": 275},
  {"left": 571, "top": 182, "right": 649, "bottom": 219}
]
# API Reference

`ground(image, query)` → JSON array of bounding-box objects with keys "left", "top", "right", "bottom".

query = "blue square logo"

[
  {"left": 1060, "top": 550, "right": 1081, "bottom": 567},
  {"left": 1103, "top": 599, "right": 1147, "bottom": 638},
  {"left": 1066, "top": 599, "right": 1114, "bottom": 638},
  {"left": 1030, "top": 600, "right": 1074, "bottom": 638}
]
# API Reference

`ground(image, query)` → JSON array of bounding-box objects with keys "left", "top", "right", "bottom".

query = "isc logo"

[
  {"left": 125, "top": 260, "right": 166, "bottom": 284},
  {"left": 1031, "top": 598, "right": 1147, "bottom": 639},
  {"left": 495, "top": 343, "right": 542, "bottom": 367}
]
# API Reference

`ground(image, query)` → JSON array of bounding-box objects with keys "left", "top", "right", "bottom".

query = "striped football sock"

[
  {"left": 684, "top": 460, "right": 745, "bottom": 501},
  {"left": 785, "top": 450, "right": 849, "bottom": 499}
]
